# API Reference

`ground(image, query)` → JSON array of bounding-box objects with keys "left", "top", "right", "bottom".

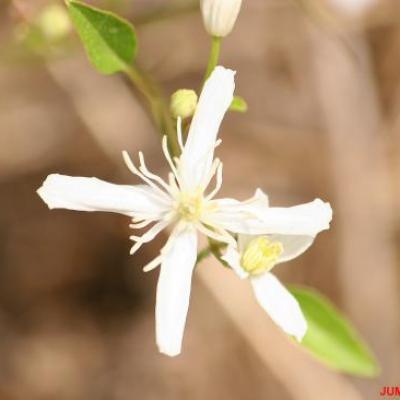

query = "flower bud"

[
  {"left": 200, "top": 0, "right": 242, "bottom": 38},
  {"left": 241, "top": 237, "right": 283, "bottom": 275},
  {"left": 38, "top": 4, "right": 72, "bottom": 40},
  {"left": 170, "top": 89, "right": 198, "bottom": 119}
]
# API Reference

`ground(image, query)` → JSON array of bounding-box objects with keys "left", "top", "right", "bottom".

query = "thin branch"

[
  {"left": 134, "top": 0, "right": 198, "bottom": 27},
  {"left": 124, "top": 64, "right": 180, "bottom": 156}
]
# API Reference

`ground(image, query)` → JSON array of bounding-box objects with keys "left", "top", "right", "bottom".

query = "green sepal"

[{"left": 230, "top": 95, "right": 248, "bottom": 112}]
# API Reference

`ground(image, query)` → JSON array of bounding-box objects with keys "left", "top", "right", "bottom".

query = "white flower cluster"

[{"left": 38, "top": 66, "right": 332, "bottom": 356}]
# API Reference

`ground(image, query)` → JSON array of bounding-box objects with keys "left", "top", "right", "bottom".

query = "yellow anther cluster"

[
  {"left": 241, "top": 237, "right": 283, "bottom": 275},
  {"left": 177, "top": 192, "right": 204, "bottom": 222}
]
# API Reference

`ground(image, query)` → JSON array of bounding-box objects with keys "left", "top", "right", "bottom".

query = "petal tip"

[
  {"left": 295, "top": 323, "right": 307, "bottom": 342},
  {"left": 157, "top": 337, "right": 182, "bottom": 357},
  {"left": 158, "top": 346, "right": 181, "bottom": 357},
  {"left": 322, "top": 200, "right": 333, "bottom": 226},
  {"left": 36, "top": 175, "right": 57, "bottom": 209},
  {"left": 214, "top": 65, "right": 236, "bottom": 76},
  {"left": 312, "top": 198, "right": 333, "bottom": 231}
]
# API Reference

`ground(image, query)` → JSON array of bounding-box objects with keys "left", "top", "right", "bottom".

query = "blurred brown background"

[{"left": 0, "top": 0, "right": 400, "bottom": 399}]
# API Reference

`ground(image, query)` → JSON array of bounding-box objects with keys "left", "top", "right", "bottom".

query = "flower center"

[
  {"left": 241, "top": 237, "right": 283, "bottom": 275},
  {"left": 177, "top": 191, "right": 204, "bottom": 222}
]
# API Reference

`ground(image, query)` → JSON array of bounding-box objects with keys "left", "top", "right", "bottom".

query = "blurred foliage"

[
  {"left": 290, "top": 286, "right": 380, "bottom": 377},
  {"left": 10, "top": 3, "right": 74, "bottom": 59}
]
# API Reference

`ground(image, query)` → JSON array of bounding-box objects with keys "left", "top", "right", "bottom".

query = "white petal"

[
  {"left": 251, "top": 273, "right": 307, "bottom": 341},
  {"left": 180, "top": 66, "right": 235, "bottom": 190},
  {"left": 271, "top": 234, "right": 315, "bottom": 264},
  {"left": 211, "top": 198, "right": 332, "bottom": 236},
  {"left": 37, "top": 174, "right": 170, "bottom": 218},
  {"left": 242, "top": 188, "right": 269, "bottom": 207},
  {"left": 156, "top": 228, "right": 198, "bottom": 357},
  {"left": 221, "top": 246, "right": 249, "bottom": 279},
  {"left": 210, "top": 188, "right": 269, "bottom": 211}
]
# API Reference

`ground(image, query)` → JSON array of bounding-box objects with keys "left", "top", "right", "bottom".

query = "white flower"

[
  {"left": 200, "top": 0, "right": 242, "bottom": 37},
  {"left": 222, "top": 190, "right": 333, "bottom": 341},
  {"left": 37, "top": 66, "right": 332, "bottom": 357}
]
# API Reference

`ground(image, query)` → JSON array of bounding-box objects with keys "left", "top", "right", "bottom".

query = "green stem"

[
  {"left": 196, "top": 247, "right": 212, "bottom": 264},
  {"left": 209, "top": 239, "right": 229, "bottom": 266},
  {"left": 197, "top": 241, "right": 228, "bottom": 266},
  {"left": 124, "top": 64, "right": 180, "bottom": 157},
  {"left": 134, "top": 0, "right": 198, "bottom": 27},
  {"left": 204, "top": 36, "right": 222, "bottom": 81}
]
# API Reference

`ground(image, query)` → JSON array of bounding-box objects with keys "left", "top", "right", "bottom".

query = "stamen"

[
  {"left": 130, "top": 210, "right": 167, "bottom": 222},
  {"left": 195, "top": 222, "right": 236, "bottom": 247},
  {"left": 162, "top": 136, "right": 182, "bottom": 186},
  {"left": 158, "top": 221, "right": 187, "bottom": 256},
  {"left": 205, "top": 161, "right": 223, "bottom": 200},
  {"left": 142, "top": 254, "right": 163, "bottom": 272},
  {"left": 122, "top": 151, "right": 169, "bottom": 198},
  {"left": 138, "top": 152, "right": 174, "bottom": 197},
  {"left": 130, "top": 241, "right": 143, "bottom": 255},
  {"left": 123, "top": 150, "right": 142, "bottom": 176},
  {"left": 241, "top": 237, "right": 283, "bottom": 275},
  {"left": 128, "top": 219, "right": 170, "bottom": 256},
  {"left": 130, "top": 214, "right": 169, "bottom": 227},
  {"left": 135, "top": 220, "right": 169, "bottom": 242},
  {"left": 177, "top": 117, "right": 184, "bottom": 150},
  {"left": 212, "top": 225, "right": 238, "bottom": 247},
  {"left": 176, "top": 191, "right": 203, "bottom": 222},
  {"left": 195, "top": 139, "right": 223, "bottom": 190},
  {"left": 199, "top": 158, "right": 219, "bottom": 191},
  {"left": 130, "top": 220, "right": 154, "bottom": 229},
  {"left": 168, "top": 172, "right": 180, "bottom": 195}
]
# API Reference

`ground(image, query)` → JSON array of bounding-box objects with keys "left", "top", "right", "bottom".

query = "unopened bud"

[
  {"left": 200, "top": 0, "right": 242, "bottom": 38},
  {"left": 38, "top": 4, "right": 71, "bottom": 40},
  {"left": 170, "top": 89, "right": 198, "bottom": 119}
]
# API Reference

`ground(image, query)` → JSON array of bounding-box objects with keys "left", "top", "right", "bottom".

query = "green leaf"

[
  {"left": 290, "top": 286, "right": 380, "bottom": 377},
  {"left": 230, "top": 95, "right": 248, "bottom": 113},
  {"left": 67, "top": 0, "right": 137, "bottom": 74}
]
